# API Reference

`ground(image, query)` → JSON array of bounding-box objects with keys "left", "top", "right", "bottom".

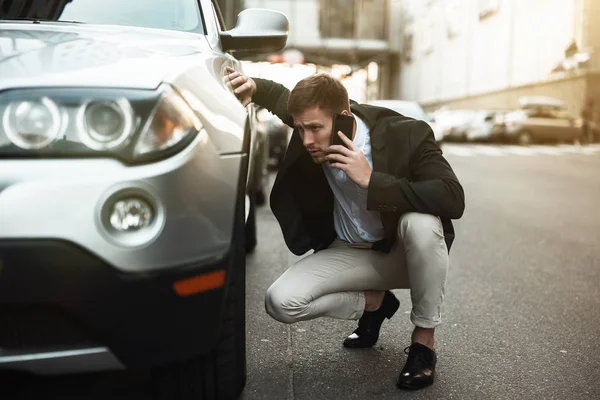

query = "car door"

[
  {"left": 523, "top": 106, "right": 557, "bottom": 140},
  {"left": 206, "top": 0, "right": 263, "bottom": 194},
  {"left": 466, "top": 112, "right": 486, "bottom": 141},
  {"left": 203, "top": 0, "right": 241, "bottom": 81},
  {"left": 551, "top": 109, "right": 581, "bottom": 141},
  {"left": 481, "top": 112, "right": 496, "bottom": 139}
]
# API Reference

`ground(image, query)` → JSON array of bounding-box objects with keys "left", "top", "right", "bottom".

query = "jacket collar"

[{"left": 350, "top": 102, "right": 396, "bottom": 150}]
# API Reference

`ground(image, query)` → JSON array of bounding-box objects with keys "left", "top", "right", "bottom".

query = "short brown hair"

[{"left": 288, "top": 73, "right": 350, "bottom": 117}]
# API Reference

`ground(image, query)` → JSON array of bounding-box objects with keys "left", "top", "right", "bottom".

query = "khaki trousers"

[{"left": 264, "top": 212, "right": 450, "bottom": 328}]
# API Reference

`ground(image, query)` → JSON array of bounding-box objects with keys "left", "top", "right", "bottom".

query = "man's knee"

[
  {"left": 264, "top": 282, "right": 309, "bottom": 324},
  {"left": 398, "top": 212, "right": 445, "bottom": 251}
]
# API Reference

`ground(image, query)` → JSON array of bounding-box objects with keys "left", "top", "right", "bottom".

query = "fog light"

[{"left": 109, "top": 198, "right": 153, "bottom": 232}]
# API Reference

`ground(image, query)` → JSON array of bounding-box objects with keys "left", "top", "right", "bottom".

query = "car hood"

[{"left": 0, "top": 21, "right": 213, "bottom": 90}]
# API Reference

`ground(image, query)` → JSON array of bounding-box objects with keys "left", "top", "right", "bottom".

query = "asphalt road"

[{"left": 4, "top": 143, "right": 600, "bottom": 400}]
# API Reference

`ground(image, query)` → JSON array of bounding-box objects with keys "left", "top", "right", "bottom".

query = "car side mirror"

[{"left": 220, "top": 9, "right": 289, "bottom": 55}]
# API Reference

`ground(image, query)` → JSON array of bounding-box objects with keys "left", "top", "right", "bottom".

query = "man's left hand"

[{"left": 326, "top": 132, "right": 372, "bottom": 189}]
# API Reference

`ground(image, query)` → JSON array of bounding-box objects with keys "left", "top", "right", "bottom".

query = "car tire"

[
  {"left": 245, "top": 192, "right": 257, "bottom": 254},
  {"left": 252, "top": 156, "right": 267, "bottom": 207},
  {"left": 152, "top": 191, "right": 247, "bottom": 400},
  {"left": 276, "top": 151, "right": 285, "bottom": 169},
  {"left": 517, "top": 131, "right": 533, "bottom": 146},
  {"left": 255, "top": 186, "right": 266, "bottom": 207}
]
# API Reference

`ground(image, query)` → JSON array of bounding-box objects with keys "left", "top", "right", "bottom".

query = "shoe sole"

[
  {"left": 342, "top": 341, "right": 376, "bottom": 349},
  {"left": 396, "top": 378, "right": 434, "bottom": 391}
]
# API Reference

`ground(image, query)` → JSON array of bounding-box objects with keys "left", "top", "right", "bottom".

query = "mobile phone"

[
  {"left": 328, "top": 114, "right": 354, "bottom": 164},
  {"left": 330, "top": 113, "right": 354, "bottom": 147}
]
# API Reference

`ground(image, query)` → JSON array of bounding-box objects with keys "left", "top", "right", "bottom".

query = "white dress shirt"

[{"left": 322, "top": 114, "right": 385, "bottom": 243}]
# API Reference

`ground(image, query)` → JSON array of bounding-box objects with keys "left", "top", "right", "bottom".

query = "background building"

[
  {"left": 397, "top": 0, "right": 600, "bottom": 116},
  {"left": 217, "top": 0, "right": 598, "bottom": 119},
  {"left": 230, "top": 0, "right": 402, "bottom": 102},
  {"left": 216, "top": 0, "right": 245, "bottom": 29}
]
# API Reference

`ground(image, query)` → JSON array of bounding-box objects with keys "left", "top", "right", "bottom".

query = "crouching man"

[{"left": 226, "top": 67, "right": 465, "bottom": 390}]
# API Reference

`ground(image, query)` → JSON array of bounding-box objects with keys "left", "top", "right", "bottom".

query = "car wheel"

[
  {"left": 152, "top": 191, "right": 247, "bottom": 400},
  {"left": 276, "top": 151, "right": 285, "bottom": 169},
  {"left": 245, "top": 192, "right": 257, "bottom": 254},
  {"left": 252, "top": 151, "right": 267, "bottom": 207},
  {"left": 517, "top": 131, "right": 533, "bottom": 145},
  {"left": 255, "top": 186, "right": 266, "bottom": 206}
]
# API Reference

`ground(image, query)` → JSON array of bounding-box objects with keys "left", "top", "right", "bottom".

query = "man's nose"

[{"left": 302, "top": 132, "right": 314, "bottom": 147}]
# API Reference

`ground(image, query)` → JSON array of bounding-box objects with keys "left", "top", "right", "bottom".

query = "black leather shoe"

[
  {"left": 396, "top": 343, "right": 437, "bottom": 390},
  {"left": 342, "top": 290, "right": 400, "bottom": 348}
]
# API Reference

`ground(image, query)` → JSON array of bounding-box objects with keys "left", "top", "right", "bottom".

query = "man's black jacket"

[{"left": 253, "top": 78, "right": 465, "bottom": 255}]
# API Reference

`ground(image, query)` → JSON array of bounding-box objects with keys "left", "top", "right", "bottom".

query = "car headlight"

[
  {"left": 3, "top": 97, "right": 63, "bottom": 149},
  {"left": 134, "top": 89, "right": 201, "bottom": 157},
  {"left": 77, "top": 99, "right": 135, "bottom": 151},
  {"left": 0, "top": 84, "right": 202, "bottom": 163}
]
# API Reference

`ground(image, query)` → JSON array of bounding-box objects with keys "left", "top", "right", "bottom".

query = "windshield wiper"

[{"left": 2, "top": 18, "right": 83, "bottom": 23}]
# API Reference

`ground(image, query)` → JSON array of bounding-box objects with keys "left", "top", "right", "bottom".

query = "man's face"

[{"left": 294, "top": 107, "right": 348, "bottom": 164}]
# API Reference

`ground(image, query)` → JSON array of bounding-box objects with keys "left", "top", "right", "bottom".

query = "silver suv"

[{"left": 0, "top": 1, "right": 287, "bottom": 398}]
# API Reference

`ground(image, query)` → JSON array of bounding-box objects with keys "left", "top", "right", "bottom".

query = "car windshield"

[
  {"left": 523, "top": 106, "right": 566, "bottom": 118},
  {"left": 1, "top": 0, "right": 204, "bottom": 33}
]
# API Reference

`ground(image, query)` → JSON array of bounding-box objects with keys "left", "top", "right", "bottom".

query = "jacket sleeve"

[
  {"left": 366, "top": 120, "right": 465, "bottom": 219},
  {"left": 253, "top": 78, "right": 295, "bottom": 128}
]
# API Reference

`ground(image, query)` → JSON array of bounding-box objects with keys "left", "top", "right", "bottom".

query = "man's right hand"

[{"left": 225, "top": 66, "right": 256, "bottom": 107}]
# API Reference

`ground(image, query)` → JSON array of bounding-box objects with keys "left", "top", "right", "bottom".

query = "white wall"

[{"left": 399, "top": 0, "right": 577, "bottom": 103}]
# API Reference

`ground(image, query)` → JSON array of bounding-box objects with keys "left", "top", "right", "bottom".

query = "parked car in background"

[
  {"left": 489, "top": 111, "right": 510, "bottom": 142},
  {"left": 503, "top": 96, "right": 584, "bottom": 145},
  {"left": 246, "top": 105, "right": 270, "bottom": 253},
  {"left": 369, "top": 100, "right": 445, "bottom": 142},
  {"left": 257, "top": 107, "right": 289, "bottom": 169},
  {"left": 0, "top": 1, "right": 288, "bottom": 399},
  {"left": 433, "top": 109, "right": 478, "bottom": 142},
  {"left": 466, "top": 110, "right": 509, "bottom": 142},
  {"left": 249, "top": 105, "right": 269, "bottom": 205}
]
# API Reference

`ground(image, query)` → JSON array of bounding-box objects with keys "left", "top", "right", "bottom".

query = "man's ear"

[{"left": 340, "top": 109, "right": 350, "bottom": 116}]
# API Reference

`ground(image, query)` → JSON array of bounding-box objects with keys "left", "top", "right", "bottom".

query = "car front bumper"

[
  {"left": 0, "top": 130, "right": 247, "bottom": 374},
  {"left": 0, "top": 238, "right": 236, "bottom": 374}
]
